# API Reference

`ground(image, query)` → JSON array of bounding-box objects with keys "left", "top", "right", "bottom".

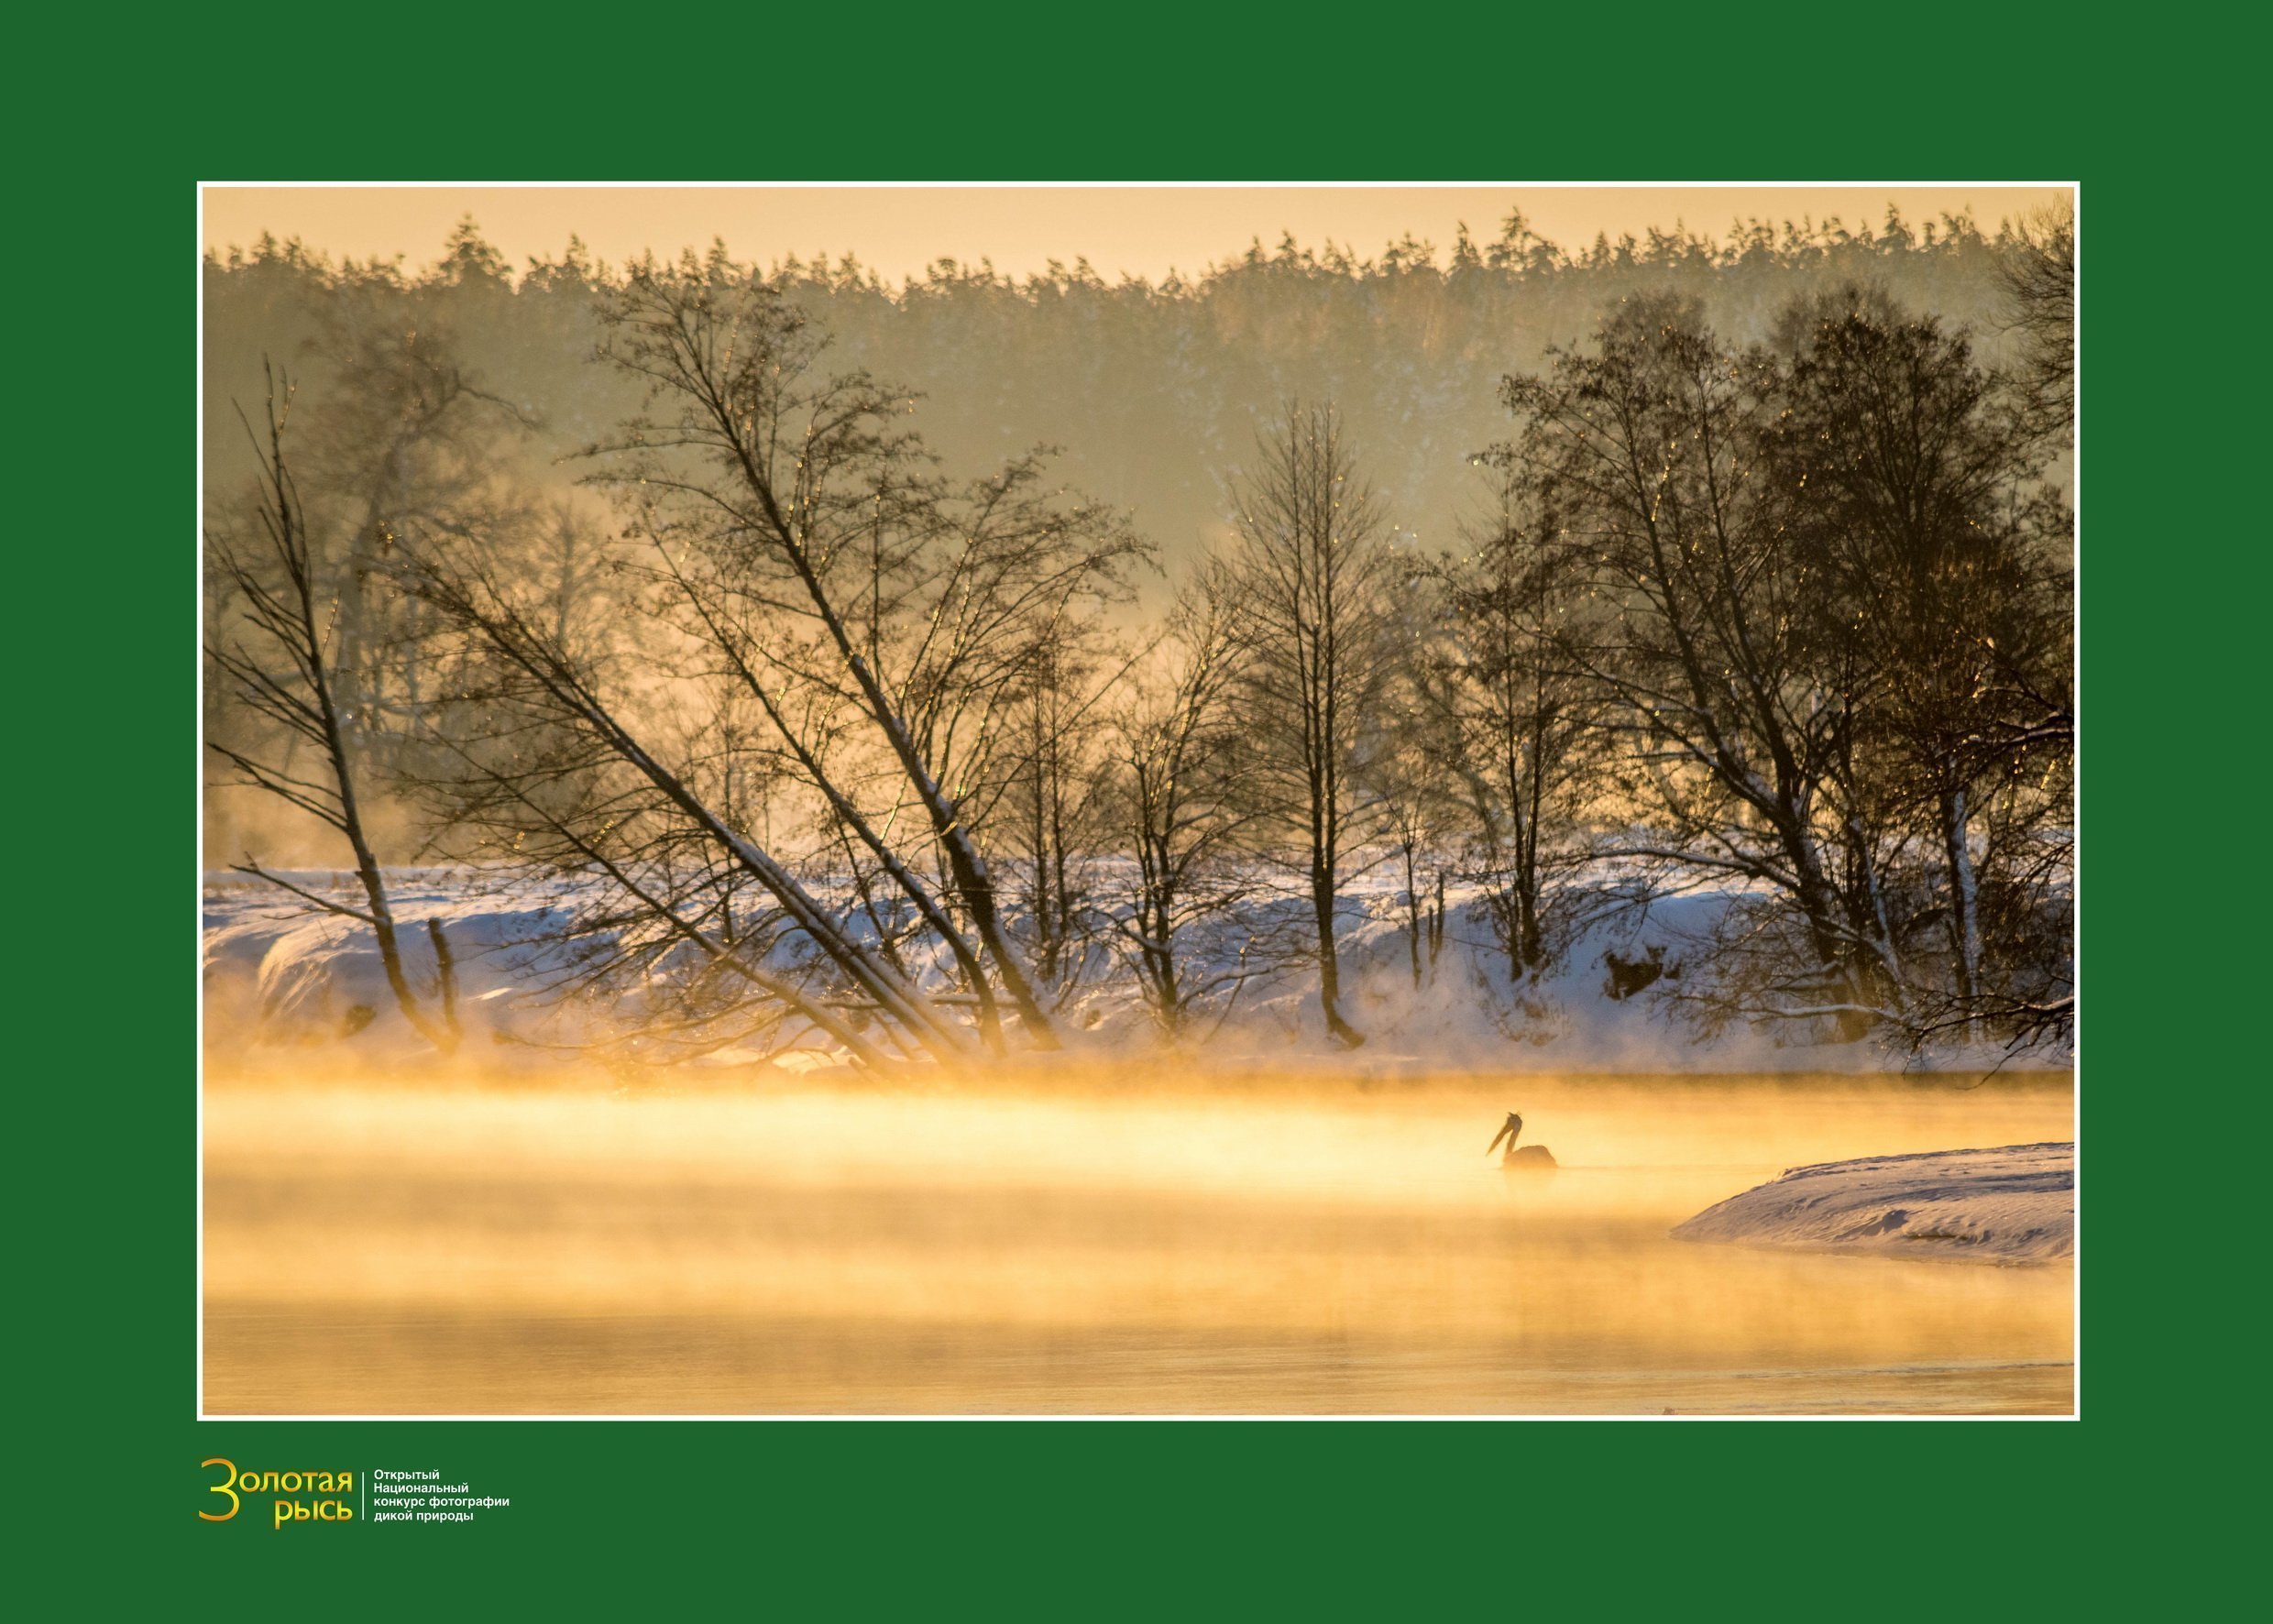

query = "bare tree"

[
  {"left": 1500, "top": 291, "right": 2070, "bottom": 1048},
  {"left": 401, "top": 676, "right": 899, "bottom": 1074},
  {"left": 988, "top": 631, "right": 1128, "bottom": 993},
  {"left": 1218, "top": 403, "right": 1399, "bottom": 1046},
  {"left": 1417, "top": 458, "right": 1600, "bottom": 986},
  {"left": 1365, "top": 683, "right": 1456, "bottom": 993},
  {"left": 292, "top": 294, "right": 531, "bottom": 772},
  {"left": 407, "top": 534, "right": 980, "bottom": 1069},
  {"left": 1505, "top": 301, "right": 1905, "bottom": 1039},
  {"left": 205, "top": 368, "right": 462, "bottom": 1053},
  {"left": 1103, "top": 567, "right": 1280, "bottom": 1035},
  {"left": 1772, "top": 289, "right": 2071, "bottom": 1036},
  {"left": 404, "top": 254, "right": 1146, "bottom": 1067}
]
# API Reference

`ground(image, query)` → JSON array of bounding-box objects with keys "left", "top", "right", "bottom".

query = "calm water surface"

[{"left": 203, "top": 1074, "right": 2075, "bottom": 1415}]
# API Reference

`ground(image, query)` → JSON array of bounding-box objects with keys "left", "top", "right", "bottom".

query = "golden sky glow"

[{"left": 203, "top": 185, "right": 2071, "bottom": 285}]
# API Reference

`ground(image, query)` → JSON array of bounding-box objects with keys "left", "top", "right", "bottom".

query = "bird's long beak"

[{"left": 1488, "top": 1121, "right": 1512, "bottom": 1156}]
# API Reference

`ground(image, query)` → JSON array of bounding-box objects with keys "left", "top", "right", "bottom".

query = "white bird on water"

[{"left": 1488, "top": 1111, "right": 1558, "bottom": 1171}]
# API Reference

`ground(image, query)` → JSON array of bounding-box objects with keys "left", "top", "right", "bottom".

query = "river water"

[{"left": 203, "top": 1072, "right": 2074, "bottom": 1415}]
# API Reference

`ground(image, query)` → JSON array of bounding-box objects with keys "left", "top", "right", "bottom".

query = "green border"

[{"left": 25, "top": 6, "right": 2215, "bottom": 1608}]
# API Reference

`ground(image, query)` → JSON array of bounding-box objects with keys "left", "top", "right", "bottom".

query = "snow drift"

[{"left": 1671, "top": 1143, "right": 2075, "bottom": 1263}]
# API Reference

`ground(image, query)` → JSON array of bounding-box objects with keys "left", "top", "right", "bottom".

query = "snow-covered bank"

[
  {"left": 202, "top": 866, "right": 2071, "bottom": 1074},
  {"left": 1671, "top": 1143, "right": 2075, "bottom": 1263}
]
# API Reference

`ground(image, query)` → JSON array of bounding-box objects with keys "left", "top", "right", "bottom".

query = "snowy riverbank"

[
  {"left": 203, "top": 868, "right": 2070, "bottom": 1074},
  {"left": 1671, "top": 1143, "right": 2075, "bottom": 1263}
]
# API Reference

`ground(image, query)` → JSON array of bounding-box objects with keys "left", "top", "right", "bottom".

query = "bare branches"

[
  {"left": 1996, "top": 203, "right": 2076, "bottom": 434},
  {"left": 1101, "top": 570, "right": 1283, "bottom": 1036},
  {"left": 1490, "top": 291, "right": 2070, "bottom": 1049},
  {"left": 1414, "top": 454, "right": 1605, "bottom": 987},
  {"left": 376, "top": 262, "right": 1155, "bottom": 1071},
  {"left": 203, "top": 241, "right": 2071, "bottom": 1070},
  {"left": 567, "top": 257, "right": 1154, "bottom": 1054},
  {"left": 1216, "top": 402, "right": 1400, "bottom": 1047},
  {"left": 204, "top": 364, "right": 462, "bottom": 1055}
]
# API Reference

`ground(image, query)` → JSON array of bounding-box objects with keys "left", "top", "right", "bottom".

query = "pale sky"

[{"left": 203, "top": 185, "right": 2071, "bottom": 285}]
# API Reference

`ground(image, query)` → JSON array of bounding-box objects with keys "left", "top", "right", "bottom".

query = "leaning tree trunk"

[{"left": 736, "top": 451, "right": 1064, "bottom": 1050}]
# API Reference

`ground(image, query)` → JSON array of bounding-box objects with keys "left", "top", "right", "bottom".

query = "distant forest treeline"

[{"left": 205, "top": 206, "right": 2058, "bottom": 575}]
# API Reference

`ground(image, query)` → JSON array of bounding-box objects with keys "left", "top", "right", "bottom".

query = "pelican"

[{"left": 1488, "top": 1111, "right": 1557, "bottom": 1171}]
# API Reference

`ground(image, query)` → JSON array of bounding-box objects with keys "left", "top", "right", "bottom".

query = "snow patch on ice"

[{"left": 1670, "top": 1142, "right": 2075, "bottom": 1263}]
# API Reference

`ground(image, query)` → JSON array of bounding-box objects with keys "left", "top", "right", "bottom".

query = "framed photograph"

[{"left": 197, "top": 181, "right": 2077, "bottom": 1427}]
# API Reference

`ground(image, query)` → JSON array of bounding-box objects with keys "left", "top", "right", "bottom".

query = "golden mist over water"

[{"left": 203, "top": 1069, "right": 2074, "bottom": 1415}]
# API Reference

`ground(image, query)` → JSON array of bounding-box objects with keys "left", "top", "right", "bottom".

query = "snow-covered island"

[{"left": 1672, "top": 1143, "right": 2075, "bottom": 1264}]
